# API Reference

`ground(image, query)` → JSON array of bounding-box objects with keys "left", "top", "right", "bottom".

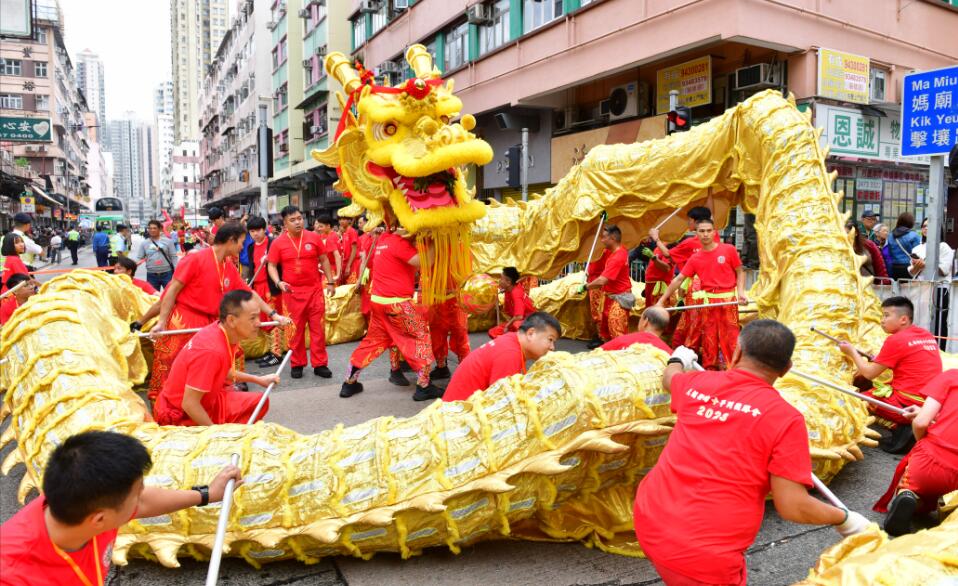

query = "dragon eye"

[
  {"left": 384, "top": 122, "right": 398, "bottom": 136},
  {"left": 373, "top": 122, "right": 400, "bottom": 141},
  {"left": 440, "top": 115, "right": 450, "bottom": 125}
]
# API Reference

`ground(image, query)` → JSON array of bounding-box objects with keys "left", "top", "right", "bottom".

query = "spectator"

[
  {"left": 91, "top": 224, "right": 110, "bottom": 267},
  {"left": 130, "top": 220, "right": 177, "bottom": 292},
  {"left": 874, "top": 223, "right": 889, "bottom": 248},
  {"left": 108, "top": 225, "right": 131, "bottom": 266},
  {"left": 1, "top": 233, "right": 29, "bottom": 293},
  {"left": 0, "top": 272, "right": 39, "bottom": 325},
  {"left": 207, "top": 207, "right": 226, "bottom": 243},
  {"left": 114, "top": 256, "right": 158, "bottom": 295},
  {"left": 886, "top": 212, "right": 921, "bottom": 280},
  {"left": 11, "top": 213, "right": 42, "bottom": 269},
  {"left": 858, "top": 209, "right": 881, "bottom": 244},
  {"left": 908, "top": 218, "right": 954, "bottom": 281},
  {"left": 49, "top": 231, "right": 62, "bottom": 264},
  {"left": 845, "top": 220, "right": 888, "bottom": 282}
]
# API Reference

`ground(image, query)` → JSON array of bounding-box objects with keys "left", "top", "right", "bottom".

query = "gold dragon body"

[{"left": 0, "top": 46, "right": 953, "bottom": 580}]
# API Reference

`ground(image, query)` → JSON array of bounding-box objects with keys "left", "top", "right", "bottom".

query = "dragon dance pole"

[
  {"left": 666, "top": 300, "right": 742, "bottom": 312},
  {"left": 139, "top": 321, "right": 280, "bottom": 338},
  {"left": 0, "top": 280, "right": 28, "bottom": 299},
  {"left": 246, "top": 253, "right": 269, "bottom": 287},
  {"left": 652, "top": 206, "right": 684, "bottom": 232},
  {"left": 205, "top": 349, "right": 292, "bottom": 586},
  {"left": 810, "top": 327, "right": 875, "bottom": 361},
  {"left": 789, "top": 368, "right": 908, "bottom": 416},
  {"left": 581, "top": 211, "right": 608, "bottom": 285}
]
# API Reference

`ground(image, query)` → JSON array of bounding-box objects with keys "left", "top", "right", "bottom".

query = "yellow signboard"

[
  {"left": 19, "top": 195, "right": 35, "bottom": 213},
  {"left": 817, "top": 48, "right": 870, "bottom": 104},
  {"left": 656, "top": 56, "right": 712, "bottom": 114}
]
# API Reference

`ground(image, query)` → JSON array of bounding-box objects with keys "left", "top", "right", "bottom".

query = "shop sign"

[
  {"left": 814, "top": 103, "right": 929, "bottom": 165},
  {"left": 855, "top": 177, "right": 883, "bottom": 202},
  {"left": 276, "top": 194, "right": 290, "bottom": 211},
  {"left": 817, "top": 48, "right": 870, "bottom": 104},
  {"left": 655, "top": 56, "right": 712, "bottom": 114},
  {"left": 19, "top": 195, "right": 35, "bottom": 213},
  {"left": 0, "top": 116, "right": 52, "bottom": 142},
  {"left": 901, "top": 65, "right": 958, "bottom": 157},
  {"left": 267, "top": 196, "right": 278, "bottom": 214}
]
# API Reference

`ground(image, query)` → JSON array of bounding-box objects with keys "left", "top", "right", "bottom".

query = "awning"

[{"left": 28, "top": 183, "right": 63, "bottom": 207}]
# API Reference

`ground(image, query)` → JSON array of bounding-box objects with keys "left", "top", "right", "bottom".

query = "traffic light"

[
  {"left": 506, "top": 144, "right": 521, "bottom": 188},
  {"left": 667, "top": 106, "right": 692, "bottom": 134}
]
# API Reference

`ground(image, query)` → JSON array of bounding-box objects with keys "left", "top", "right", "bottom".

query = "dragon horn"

[
  {"left": 325, "top": 52, "right": 363, "bottom": 94},
  {"left": 406, "top": 44, "right": 439, "bottom": 79}
]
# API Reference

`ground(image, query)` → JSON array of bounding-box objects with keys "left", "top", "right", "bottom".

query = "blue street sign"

[{"left": 901, "top": 65, "right": 958, "bottom": 157}]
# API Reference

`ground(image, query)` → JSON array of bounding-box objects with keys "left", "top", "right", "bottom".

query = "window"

[
  {"left": 371, "top": 5, "right": 388, "bottom": 34},
  {"left": 35, "top": 94, "right": 49, "bottom": 110},
  {"left": 35, "top": 29, "right": 47, "bottom": 44},
  {"left": 0, "top": 94, "right": 23, "bottom": 109},
  {"left": 479, "top": 0, "right": 510, "bottom": 55},
  {"left": 523, "top": 0, "right": 563, "bottom": 33},
  {"left": 352, "top": 16, "right": 367, "bottom": 49},
  {"left": 1, "top": 59, "right": 22, "bottom": 76},
  {"left": 305, "top": 56, "right": 318, "bottom": 86},
  {"left": 445, "top": 21, "right": 468, "bottom": 71},
  {"left": 34, "top": 62, "right": 47, "bottom": 77}
]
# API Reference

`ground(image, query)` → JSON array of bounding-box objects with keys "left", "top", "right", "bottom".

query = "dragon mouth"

[{"left": 368, "top": 162, "right": 458, "bottom": 211}]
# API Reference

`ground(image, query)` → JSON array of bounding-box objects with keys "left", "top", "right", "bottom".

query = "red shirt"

[
  {"left": 586, "top": 249, "right": 607, "bottom": 280},
  {"left": 601, "top": 331, "right": 671, "bottom": 353},
  {"left": 644, "top": 248, "right": 672, "bottom": 283},
  {"left": 504, "top": 285, "right": 535, "bottom": 319},
  {"left": 210, "top": 223, "right": 220, "bottom": 236},
  {"left": 444, "top": 332, "right": 526, "bottom": 402},
  {"left": 155, "top": 323, "right": 236, "bottom": 425},
  {"left": 2, "top": 255, "right": 28, "bottom": 291},
  {"left": 370, "top": 232, "right": 418, "bottom": 298},
  {"left": 923, "top": 369, "right": 958, "bottom": 466},
  {"left": 680, "top": 243, "right": 742, "bottom": 291},
  {"left": 634, "top": 369, "right": 813, "bottom": 583},
  {"left": 873, "top": 325, "right": 942, "bottom": 397},
  {"left": 177, "top": 229, "right": 185, "bottom": 246},
  {"left": 599, "top": 246, "right": 631, "bottom": 294},
  {"left": 340, "top": 226, "right": 359, "bottom": 270},
  {"left": 131, "top": 278, "right": 157, "bottom": 295},
  {"left": 320, "top": 232, "right": 340, "bottom": 272},
  {"left": 0, "top": 495, "right": 118, "bottom": 586},
  {"left": 267, "top": 230, "right": 326, "bottom": 289},
  {"left": 0, "top": 295, "right": 19, "bottom": 325},
  {"left": 172, "top": 248, "right": 249, "bottom": 319},
  {"left": 669, "top": 233, "right": 720, "bottom": 270}
]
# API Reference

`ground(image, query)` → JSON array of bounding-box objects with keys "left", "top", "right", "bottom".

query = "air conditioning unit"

[
  {"left": 314, "top": 45, "right": 327, "bottom": 57},
  {"left": 733, "top": 63, "right": 782, "bottom": 91},
  {"left": 266, "top": 20, "right": 278, "bottom": 31},
  {"left": 467, "top": 3, "right": 492, "bottom": 24},
  {"left": 606, "top": 81, "right": 648, "bottom": 121},
  {"left": 359, "top": 0, "right": 382, "bottom": 14},
  {"left": 394, "top": 0, "right": 409, "bottom": 9},
  {"left": 870, "top": 68, "right": 887, "bottom": 104},
  {"left": 553, "top": 106, "right": 576, "bottom": 132},
  {"left": 302, "top": 58, "right": 313, "bottom": 68},
  {"left": 298, "top": 7, "right": 310, "bottom": 17},
  {"left": 310, "top": 125, "right": 322, "bottom": 135}
]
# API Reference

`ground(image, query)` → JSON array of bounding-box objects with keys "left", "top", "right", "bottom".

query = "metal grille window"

[
  {"left": 479, "top": 0, "right": 510, "bottom": 55},
  {"left": 444, "top": 22, "right": 468, "bottom": 71},
  {"left": 1, "top": 59, "right": 22, "bottom": 76},
  {"left": 371, "top": 5, "right": 388, "bottom": 34},
  {"left": 352, "top": 17, "right": 367, "bottom": 49}
]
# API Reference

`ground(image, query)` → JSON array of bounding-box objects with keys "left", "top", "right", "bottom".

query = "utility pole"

[
  {"left": 257, "top": 98, "right": 273, "bottom": 217},
  {"left": 520, "top": 127, "right": 529, "bottom": 202}
]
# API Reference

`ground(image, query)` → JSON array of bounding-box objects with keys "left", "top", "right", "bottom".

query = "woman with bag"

[{"left": 886, "top": 212, "right": 921, "bottom": 281}]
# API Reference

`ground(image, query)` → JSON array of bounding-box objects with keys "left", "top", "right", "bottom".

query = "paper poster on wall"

[{"left": 656, "top": 56, "right": 712, "bottom": 114}]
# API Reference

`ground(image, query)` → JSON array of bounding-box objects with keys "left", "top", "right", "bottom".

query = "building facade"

[
  {"left": 107, "top": 114, "right": 156, "bottom": 227},
  {"left": 172, "top": 140, "right": 202, "bottom": 224},
  {"left": 74, "top": 48, "right": 105, "bottom": 130},
  {"left": 154, "top": 80, "right": 176, "bottom": 212},
  {"left": 84, "top": 110, "right": 112, "bottom": 202}
]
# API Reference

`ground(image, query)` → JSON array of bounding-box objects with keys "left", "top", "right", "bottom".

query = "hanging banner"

[
  {"left": 817, "top": 48, "right": 870, "bottom": 104},
  {"left": 656, "top": 56, "right": 712, "bottom": 114}
]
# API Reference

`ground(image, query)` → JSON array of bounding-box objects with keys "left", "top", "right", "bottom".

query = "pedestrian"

[
  {"left": 153, "top": 290, "right": 280, "bottom": 426},
  {"left": 91, "top": 224, "right": 109, "bottom": 267},
  {"left": 0, "top": 272, "right": 39, "bottom": 326},
  {"left": 656, "top": 218, "right": 748, "bottom": 370},
  {"left": 839, "top": 296, "right": 943, "bottom": 453},
  {"left": 0, "top": 430, "right": 242, "bottom": 586},
  {"left": 488, "top": 267, "right": 536, "bottom": 339},
  {"left": 886, "top": 212, "right": 921, "bottom": 280},
  {"left": 875, "top": 369, "right": 958, "bottom": 536},
  {"left": 245, "top": 216, "right": 286, "bottom": 367},
  {"left": 338, "top": 214, "right": 360, "bottom": 284},
  {"left": 585, "top": 225, "right": 634, "bottom": 347},
  {"left": 207, "top": 207, "right": 226, "bottom": 243},
  {"left": 858, "top": 209, "right": 881, "bottom": 244},
  {"left": 49, "top": 231, "right": 62, "bottom": 264},
  {"left": 1, "top": 233, "right": 29, "bottom": 292},
  {"left": 131, "top": 220, "right": 177, "bottom": 291},
  {"left": 108, "top": 224, "right": 130, "bottom": 266},
  {"left": 114, "top": 256, "right": 158, "bottom": 296},
  {"left": 147, "top": 222, "right": 287, "bottom": 401},
  {"left": 600, "top": 306, "right": 672, "bottom": 353},
  {"left": 266, "top": 206, "right": 336, "bottom": 380},
  {"left": 634, "top": 321, "right": 869, "bottom": 585},
  {"left": 908, "top": 217, "right": 954, "bottom": 280},
  {"left": 443, "top": 312, "right": 560, "bottom": 402},
  {"left": 874, "top": 223, "right": 889, "bottom": 248},
  {"left": 313, "top": 215, "right": 342, "bottom": 283},
  {"left": 10, "top": 213, "right": 42, "bottom": 269},
  {"left": 845, "top": 220, "right": 888, "bottom": 282}
]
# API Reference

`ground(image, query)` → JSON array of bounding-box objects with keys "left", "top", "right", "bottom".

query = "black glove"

[{"left": 130, "top": 321, "right": 142, "bottom": 332}]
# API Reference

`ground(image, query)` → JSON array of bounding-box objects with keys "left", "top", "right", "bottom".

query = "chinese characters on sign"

[
  {"left": 0, "top": 116, "right": 52, "bottom": 142},
  {"left": 814, "top": 104, "right": 929, "bottom": 165},
  {"left": 900, "top": 66, "right": 958, "bottom": 157},
  {"left": 817, "top": 48, "right": 870, "bottom": 104},
  {"left": 655, "top": 56, "right": 712, "bottom": 114}
]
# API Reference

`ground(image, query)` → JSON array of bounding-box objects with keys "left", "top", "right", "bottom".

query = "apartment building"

[
  {"left": 107, "top": 114, "right": 156, "bottom": 226},
  {"left": 172, "top": 140, "right": 202, "bottom": 223},
  {"left": 74, "top": 49, "right": 105, "bottom": 130},
  {"left": 351, "top": 0, "right": 958, "bottom": 245},
  {"left": 154, "top": 81, "right": 176, "bottom": 211}
]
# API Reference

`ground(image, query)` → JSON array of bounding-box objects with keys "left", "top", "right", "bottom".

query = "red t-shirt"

[
  {"left": 172, "top": 248, "right": 249, "bottom": 319},
  {"left": 644, "top": 248, "right": 672, "bottom": 283},
  {"left": 321, "top": 232, "right": 340, "bottom": 272},
  {"left": 131, "top": 278, "right": 157, "bottom": 295},
  {"left": 340, "top": 226, "right": 359, "bottom": 270},
  {"left": 586, "top": 249, "right": 607, "bottom": 280},
  {"left": 680, "top": 243, "right": 741, "bottom": 291},
  {"left": 600, "top": 246, "right": 631, "bottom": 294},
  {"left": 634, "top": 369, "right": 813, "bottom": 584},
  {"left": 267, "top": 230, "right": 326, "bottom": 289},
  {"left": 0, "top": 495, "right": 119, "bottom": 586},
  {"left": 0, "top": 295, "right": 19, "bottom": 325},
  {"left": 210, "top": 223, "right": 220, "bottom": 236},
  {"left": 923, "top": 369, "right": 958, "bottom": 466},
  {"left": 873, "top": 325, "right": 942, "bottom": 397},
  {"left": 669, "top": 233, "right": 720, "bottom": 270},
  {"left": 2, "top": 254, "right": 29, "bottom": 291},
  {"left": 601, "top": 331, "right": 671, "bottom": 353},
  {"left": 444, "top": 332, "right": 526, "bottom": 402},
  {"left": 177, "top": 229, "right": 185, "bottom": 246},
  {"left": 251, "top": 239, "right": 270, "bottom": 287},
  {"left": 155, "top": 323, "right": 235, "bottom": 425},
  {"left": 370, "top": 233, "right": 418, "bottom": 298},
  {"left": 504, "top": 285, "right": 535, "bottom": 319}
]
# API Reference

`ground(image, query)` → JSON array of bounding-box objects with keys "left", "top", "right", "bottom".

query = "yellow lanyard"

[
  {"left": 219, "top": 324, "right": 236, "bottom": 382},
  {"left": 51, "top": 535, "right": 102, "bottom": 586},
  {"left": 211, "top": 248, "right": 226, "bottom": 293},
  {"left": 287, "top": 232, "right": 304, "bottom": 260}
]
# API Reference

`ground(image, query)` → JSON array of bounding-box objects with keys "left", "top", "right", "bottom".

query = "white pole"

[
  {"left": 788, "top": 368, "right": 908, "bottom": 416},
  {"left": 665, "top": 300, "right": 741, "bottom": 312},
  {"left": 809, "top": 327, "right": 874, "bottom": 361},
  {"left": 140, "top": 321, "right": 280, "bottom": 338},
  {"left": 246, "top": 252, "right": 269, "bottom": 286},
  {"left": 246, "top": 350, "right": 292, "bottom": 423},
  {"left": 581, "top": 212, "right": 607, "bottom": 285},
  {"left": 652, "top": 206, "right": 683, "bottom": 232},
  {"left": 810, "top": 474, "right": 846, "bottom": 509},
  {"left": 520, "top": 127, "right": 529, "bottom": 202}
]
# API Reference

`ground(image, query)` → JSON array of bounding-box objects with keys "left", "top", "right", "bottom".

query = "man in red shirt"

[
  {"left": 635, "top": 321, "right": 869, "bottom": 585},
  {"left": 341, "top": 223, "right": 442, "bottom": 401},
  {"left": 585, "top": 225, "right": 634, "bottom": 346},
  {"left": 268, "top": 206, "right": 336, "bottom": 379},
  {"left": 114, "top": 257, "right": 158, "bottom": 295},
  {"left": 639, "top": 242, "right": 673, "bottom": 308},
  {"left": 154, "top": 290, "right": 280, "bottom": 425},
  {"left": 338, "top": 214, "right": 360, "bottom": 284},
  {"left": 601, "top": 306, "right": 671, "bottom": 353},
  {"left": 147, "top": 222, "right": 287, "bottom": 401},
  {"left": 840, "top": 295, "right": 943, "bottom": 451},
  {"left": 0, "top": 430, "right": 241, "bottom": 586},
  {"left": 245, "top": 216, "right": 287, "bottom": 368},
  {"left": 313, "top": 215, "right": 342, "bottom": 283},
  {"left": 656, "top": 218, "right": 747, "bottom": 370},
  {"left": 488, "top": 267, "right": 537, "bottom": 339},
  {"left": 0, "top": 273, "right": 38, "bottom": 327},
  {"left": 876, "top": 369, "right": 958, "bottom": 535},
  {"left": 444, "top": 312, "right": 561, "bottom": 402},
  {"left": 207, "top": 207, "right": 225, "bottom": 244},
  {"left": 584, "top": 246, "right": 607, "bottom": 349}
]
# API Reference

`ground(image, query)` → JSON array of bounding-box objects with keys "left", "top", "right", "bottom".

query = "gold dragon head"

[{"left": 314, "top": 45, "right": 494, "bottom": 303}]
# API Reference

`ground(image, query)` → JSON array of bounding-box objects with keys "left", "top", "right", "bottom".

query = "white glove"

[
  {"left": 835, "top": 510, "right": 869, "bottom": 537},
  {"left": 669, "top": 346, "right": 698, "bottom": 371}
]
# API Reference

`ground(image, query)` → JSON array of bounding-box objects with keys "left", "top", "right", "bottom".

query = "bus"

[{"left": 94, "top": 197, "right": 127, "bottom": 233}]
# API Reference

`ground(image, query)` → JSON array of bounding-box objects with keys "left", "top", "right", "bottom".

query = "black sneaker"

[
  {"left": 340, "top": 381, "right": 364, "bottom": 398},
  {"left": 430, "top": 365, "right": 451, "bottom": 380},
  {"left": 313, "top": 365, "right": 332, "bottom": 378},
  {"left": 388, "top": 369, "right": 411, "bottom": 386},
  {"left": 413, "top": 384, "right": 444, "bottom": 401},
  {"left": 883, "top": 490, "right": 918, "bottom": 536},
  {"left": 586, "top": 338, "right": 604, "bottom": 350},
  {"left": 258, "top": 353, "right": 281, "bottom": 367},
  {"left": 880, "top": 425, "right": 915, "bottom": 455},
  {"left": 399, "top": 360, "right": 413, "bottom": 373},
  {"left": 290, "top": 366, "right": 304, "bottom": 379}
]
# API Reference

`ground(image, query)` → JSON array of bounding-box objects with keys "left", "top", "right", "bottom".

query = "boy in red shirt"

[
  {"left": 656, "top": 218, "right": 747, "bottom": 370},
  {"left": 877, "top": 369, "right": 958, "bottom": 535},
  {"left": 488, "top": 267, "right": 537, "bottom": 339},
  {"left": 639, "top": 242, "right": 673, "bottom": 308},
  {"left": 313, "top": 215, "right": 342, "bottom": 282},
  {"left": 114, "top": 257, "right": 157, "bottom": 295},
  {"left": 839, "top": 296, "right": 943, "bottom": 452},
  {"left": 635, "top": 321, "right": 869, "bottom": 585},
  {"left": 601, "top": 306, "right": 671, "bottom": 354},
  {"left": 153, "top": 290, "right": 281, "bottom": 426},
  {"left": 585, "top": 225, "right": 634, "bottom": 345},
  {"left": 268, "top": 206, "right": 336, "bottom": 379},
  {"left": 338, "top": 214, "right": 360, "bottom": 284},
  {"left": 0, "top": 273, "right": 38, "bottom": 326},
  {"left": 444, "top": 312, "right": 561, "bottom": 402},
  {"left": 245, "top": 216, "right": 287, "bottom": 368},
  {"left": 0, "top": 430, "right": 241, "bottom": 586}
]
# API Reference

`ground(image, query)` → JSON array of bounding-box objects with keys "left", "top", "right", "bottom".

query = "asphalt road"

[{"left": 1, "top": 246, "right": 903, "bottom": 586}]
